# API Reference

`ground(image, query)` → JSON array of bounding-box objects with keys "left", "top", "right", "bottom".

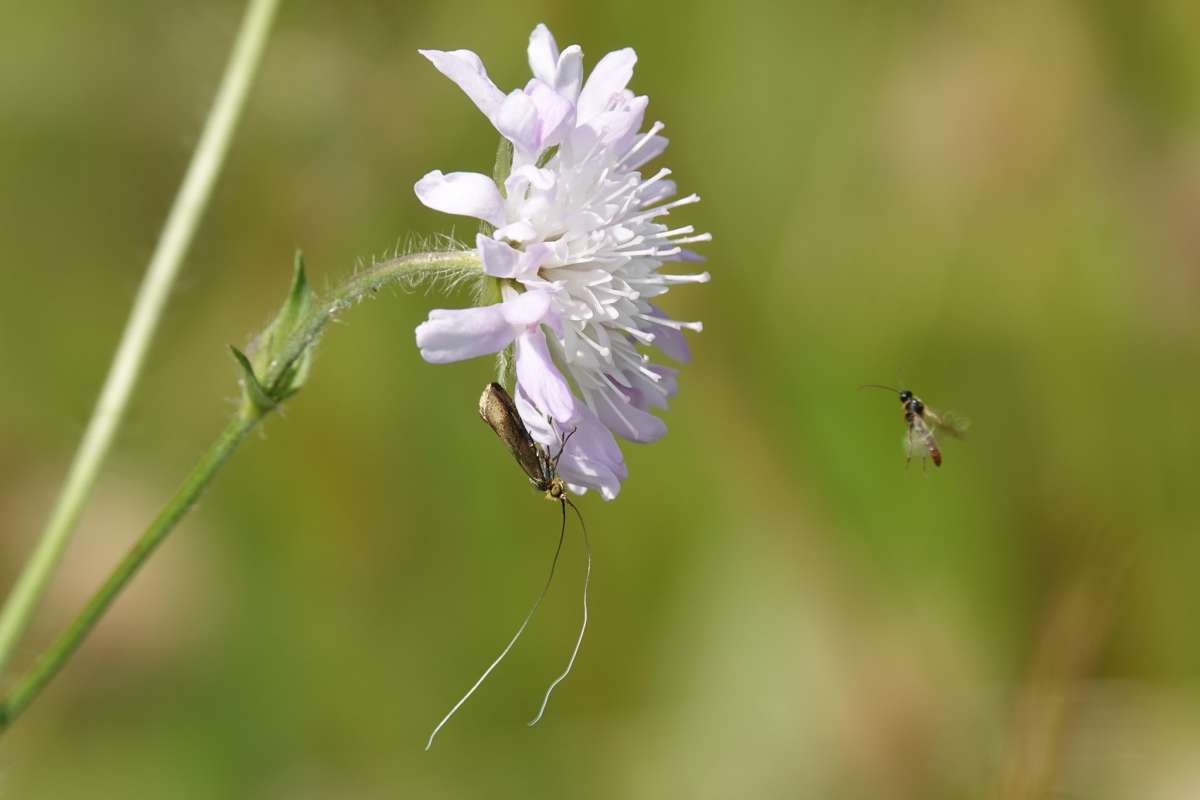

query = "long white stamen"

[
  {"left": 636, "top": 363, "right": 663, "bottom": 382},
  {"left": 577, "top": 329, "right": 611, "bottom": 359},
  {"left": 637, "top": 167, "right": 673, "bottom": 192},
  {"left": 639, "top": 314, "right": 703, "bottom": 332},
  {"left": 619, "top": 246, "right": 682, "bottom": 258},
  {"left": 606, "top": 391, "right": 640, "bottom": 435},
  {"left": 616, "top": 121, "right": 666, "bottom": 168},
  {"left": 616, "top": 324, "right": 655, "bottom": 344},
  {"left": 595, "top": 284, "right": 639, "bottom": 300},
  {"left": 629, "top": 271, "right": 711, "bottom": 285},
  {"left": 597, "top": 174, "right": 641, "bottom": 206},
  {"left": 655, "top": 225, "right": 694, "bottom": 239},
  {"left": 613, "top": 348, "right": 667, "bottom": 391},
  {"left": 627, "top": 193, "right": 700, "bottom": 223}
]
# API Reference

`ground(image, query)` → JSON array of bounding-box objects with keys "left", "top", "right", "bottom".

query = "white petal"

[
  {"left": 526, "top": 81, "right": 574, "bottom": 148},
  {"left": 516, "top": 328, "right": 577, "bottom": 423},
  {"left": 495, "top": 90, "right": 542, "bottom": 155},
  {"left": 494, "top": 220, "right": 539, "bottom": 243},
  {"left": 414, "top": 304, "right": 515, "bottom": 364},
  {"left": 577, "top": 47, "right": 637, "bottom": 123},
  {"left": 499, "top": 289, "right": 552, "bottom": 326},
  {"left": 585, "top": 95, "right": 648, "bottom": 145},
  {"left": 671, "top": 249, "right": 708, "bottom": 263},
  {"left": 555, "top": 45, "right": 583, "bottom": 101},
  {"left": 517, "top": 388, "right": 626, "bottom": 500},
  {"left": 418, "top": 48, "right": 504, "bottom": 120},
  {"left": 478, "top": 235, "right": 521, "bottom": 278},
  {"left": 506, "top": 164, "right": 556, "bottom": 193},
  {"left": 591, "top": 384, "right": 667, "bottom": 443},
  {"left": 645, "top": 317, "right": 691, "bottom": 362},
  {"left": 527, "top": 24, "right": 560, "bottom": 86},
  {"left": 414, "top": 171, "right": 505, "bottom": 226},
  {"left": 643, "top": 365, "right": 679, "bottom": 408},
  {"left": 478, "top": 236, "right": 551, "bottom": 281}
]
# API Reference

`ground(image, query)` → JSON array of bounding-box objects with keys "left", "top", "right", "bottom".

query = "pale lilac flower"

[{"left": 414, "top": 23, "right": 710, "bottom": 499}]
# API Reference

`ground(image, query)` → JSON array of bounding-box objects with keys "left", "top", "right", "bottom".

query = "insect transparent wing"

[
  {"left": 905, "top": 415, "right": 942, "bottom": 463},
  {"left": 903, "top": 429, "right": 922, "bottom": 460},
  {"left": 928, "top": 408, "right": 970, "bottom": 439}
]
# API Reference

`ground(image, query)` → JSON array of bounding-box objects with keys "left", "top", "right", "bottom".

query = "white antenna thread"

[
  {"left": 425, "top": 504, "right": 567, "bottom": 750},
  {"left": 528, "top": 499, "right": 591, "bottom": 727}
]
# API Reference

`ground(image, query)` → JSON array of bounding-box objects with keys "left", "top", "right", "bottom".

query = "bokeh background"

[{"left": 2, "top": 1, "right": 1199, "bottom": 797}]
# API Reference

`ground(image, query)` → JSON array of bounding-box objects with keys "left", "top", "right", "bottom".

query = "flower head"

[{"left": 414, "top": 24, "right": 710, "bottom": 500}]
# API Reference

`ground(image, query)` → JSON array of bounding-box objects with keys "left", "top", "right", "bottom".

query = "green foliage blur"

[{"left": 2, "top": 1, "right": 1199, "bottom": 797}]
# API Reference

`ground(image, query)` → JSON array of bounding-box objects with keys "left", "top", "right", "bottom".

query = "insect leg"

[{"left": 552, "top": 426, "right": 579, "bottom": 472}]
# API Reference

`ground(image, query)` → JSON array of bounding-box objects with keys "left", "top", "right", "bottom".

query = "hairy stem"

[
  {"left": 0, "top": 0, "right": 282, "bottom": 677},
  {"left": 0, "top": 249, "right": 481, "bottom": 733},
  {"left": 260, "top": 251, "right": 481, "bottom": 389}
]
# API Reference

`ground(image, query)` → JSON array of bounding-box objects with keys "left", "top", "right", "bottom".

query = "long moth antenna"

[
  {"left": 425, "top": 503, "right": 568, "bottom": 750},
  {"left": 858, "top": 383, "right": 901, "bottom": 394},
  {"left": 528, "top": 498, "right": 591, "bottom": 727}
]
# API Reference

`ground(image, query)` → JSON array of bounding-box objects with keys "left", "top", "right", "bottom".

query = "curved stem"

[
  {"left": 260, "top": 250, "right": 482, "bottom": 389},
  {"left": 0, "top": 249, "right": 480, "bottom": 733},
  {"left": 0, "top": 0, "right": 282, "bottom": 677}
]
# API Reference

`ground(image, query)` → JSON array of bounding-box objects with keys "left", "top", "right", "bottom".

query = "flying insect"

[{"left": 861, "top": 384, "right": 969, "bottom": 468}]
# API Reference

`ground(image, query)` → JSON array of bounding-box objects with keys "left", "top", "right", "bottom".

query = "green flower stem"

[
  {"left": 0, "top": 250, "right": 480, "bottom": 733},
  {"left": 0, "top": 0, "right": 282, "bottom": 678},
  {"left": 259, "top": 250, "right": 482, "bottom": 391},
  {"left": 0, "top": 414, "right": 258, "bottom": 731}
]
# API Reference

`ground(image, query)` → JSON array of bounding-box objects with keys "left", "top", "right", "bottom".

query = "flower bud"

[{"left": 232, "top": 252, "right": 315, "bottom": 415}]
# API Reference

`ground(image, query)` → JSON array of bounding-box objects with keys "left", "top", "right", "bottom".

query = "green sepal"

[
  {"left": 492, "top": 137, "right": 514, "bottom": 191},
  {"left": 535, "top": 145, "right": 559, "bottom": 169},
  {"left": 230, "top": 346, "right": 276, "bottom": 413},
  {"left": 495, "top": 344, "right": 514, "bottom": 387},
  {"left": 253, "top": 251, "right": 316, "bottom": 395},
  {"left": 235, "top": 251, "right": 318, "bottom": 415},
  {"left": 256, "top": 253, "right": 314, "bottom": 364}
]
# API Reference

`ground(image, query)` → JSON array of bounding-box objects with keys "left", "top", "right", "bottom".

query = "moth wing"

[{"left": 479, "top": 382, "right": 546, "bottom": 483}]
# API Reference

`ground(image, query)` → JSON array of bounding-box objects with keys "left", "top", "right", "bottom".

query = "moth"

[
  {"left": 425, "top": 382, "right": 590, "bottom": 750},
  {"left": 477, "top": 381, "right": 572, "bottom": 501},
  {"left": 861, "top": 384, "right": 969, "bottom": 468}
]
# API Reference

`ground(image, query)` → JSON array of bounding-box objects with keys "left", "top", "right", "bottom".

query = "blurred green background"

[{"left": 2, "top": 1, "right": 1199, "bottom": 797}]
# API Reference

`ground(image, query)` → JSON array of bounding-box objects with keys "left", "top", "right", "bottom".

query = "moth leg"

[{"left": 552, "top": 426, "right": 579, "bottom": 471}]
